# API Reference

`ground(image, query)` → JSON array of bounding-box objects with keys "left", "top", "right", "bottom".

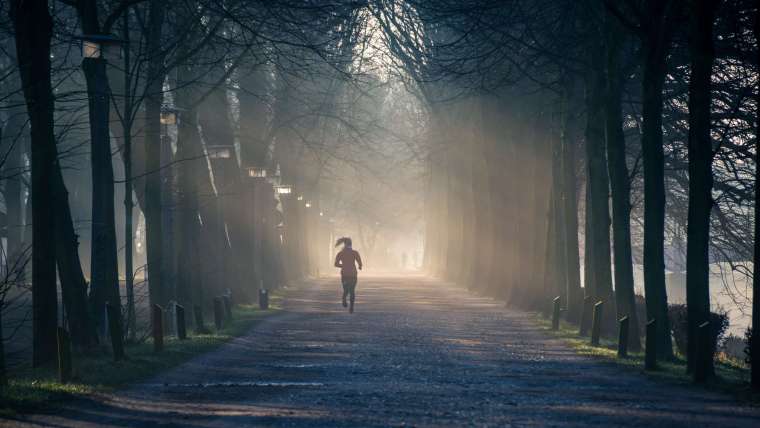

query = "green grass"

[
  {"left": 0, "top": 297, "right": 283, "bottom": 416},
  {"left": 534, "top": 314, "right": 760, "bottom": 404}
]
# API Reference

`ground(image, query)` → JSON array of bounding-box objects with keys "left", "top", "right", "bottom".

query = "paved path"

[{"left": 5, "top": 274, "right": 760, "bottom": 427}]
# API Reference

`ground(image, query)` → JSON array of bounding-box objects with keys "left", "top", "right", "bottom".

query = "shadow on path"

[{"left": 6, "top": 274, "right": 760, "bottom": 427}]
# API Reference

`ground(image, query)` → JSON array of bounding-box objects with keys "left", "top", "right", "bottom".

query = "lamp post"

[
  {"left": 160, "top": 106, "right": 178, "bottom": 305},
  {"left": 78, "top": 34, "right": 125, "bottom": 334},
  {"left": 243, "top": 165, "right": 268, "bottom": 290}
]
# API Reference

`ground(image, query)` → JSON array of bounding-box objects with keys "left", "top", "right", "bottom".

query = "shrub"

[
  {"left": 667, "top": 304, "right": 729, "bottom": 358},
  {"left": 745, "top": 327, "right": 753, "bottom": 367},
  {"left": 721, "top": 334, "right": 746, "bottom": 362}
]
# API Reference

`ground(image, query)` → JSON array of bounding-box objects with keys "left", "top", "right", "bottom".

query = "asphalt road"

[{"left": 5, "top": 274, "right": 760, "bottom": 427}]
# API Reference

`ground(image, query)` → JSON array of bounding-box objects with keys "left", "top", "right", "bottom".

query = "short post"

[
  {"left": 694, "top": 321, "right": 710, "bottom": 383},
  {"left": 259, "top": 289, "right": 269, "bottom": 310},
  {"left": 193, "top": 305, "right": 207, "bottom": 334},
  {"left": 213, "top": 297, "right": 224, "bottom": 330},
  {"left": 551, "top": 296, "right": 561, "bottom": 331},
  {"left": 645, "top": 318, "right": 657, "bottom": 370},
  {"left": 57, "top": 327, "right": 72, "bottom": 383},
  {"left": 617, "top": 316, "right": 630, "bottom": 358},
  {"left": 579, "top": 295, "right": 593, "bottom": 336},
  {"left": 106, "top": 303, "right": 125, "bottom": 361},
  {"left": 152, "top": 304, "right": 164, "bottom": 352},
  {"left": 222, "top": 295, "right": 233, "bottom": 323},
  {"left": 590, "top": 301, "right": 604, "bottom": 346},
  {"left": 176, "top": 304, "right": 187, "bottom": 340}
]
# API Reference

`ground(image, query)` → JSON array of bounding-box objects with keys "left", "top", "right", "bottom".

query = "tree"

[
  {"left": 605, "top": 8, "right": 641, "bottom": 350},
  {"left": 9, "top": 0, "right": 58, "bottom": 366},
  {"left": 685, "top": 0, "right": 720, "bottom": 381}
]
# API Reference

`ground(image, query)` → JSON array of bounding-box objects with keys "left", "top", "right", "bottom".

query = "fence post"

[
  {"left": 694, "top": 321, "right": 710, "bottom": 383},
  {"left": 152, "top": 304, "right": 164, "bottom": 352},
  {"left": 176, "top": 304, "right": 187, "bottom": 340},
  {"left": 590, "top": 301, "right": 604, "bottom": 346},
  {"left": 106, "top": 303, "right": 125, "bottom": 361},
  {"left": 194, "top": 305, "right": 207, "bottom": 334},
  {"left": 57, "top": 327, "right": 72, "bottom": 383},
  {"left": 213, "top": 297, "right": 224, "bottom": 330},
  {"left": 617, "top": 316, "right": 630, "bottom": 358},
  {"left": 222, "top": 295, "right": 232, "bottom": 323},
  {"left": 579, "top": 295, "right": 593, "bottom": 336},
  {"left": 259, "top": 289, "right": 269, "bottom": 310},
  {"left": 645, "top": 319, "right": 657, "bottom": 370},
  {"left": 551, "top": 296, "right": 561, "bottom": 331}
]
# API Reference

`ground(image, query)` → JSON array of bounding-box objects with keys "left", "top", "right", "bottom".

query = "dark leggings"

[{"left": 342, "top": 275, "right": 357, "bottom": 307}]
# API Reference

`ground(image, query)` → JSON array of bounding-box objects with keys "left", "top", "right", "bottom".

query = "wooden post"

[
  {"left": 645, "top": 319, "right": 657, "bottom": 370},
  {"left": 259, "top": 289, "right": 269, "bottom": 310},
  {"left": 152, "top": 304, "right": 164, "bottom": 352},
  {"left": 617, "top": 316, "right": 629, "bottom": 358},
  {"left": 222, "top": 295, "right": 232, "bottom": 323},
  {"left": 57, "top": 327, "right": 72, "bottom": 383},
  {"left": 579, "top": 295, "right": 593, "bottom": 336},
  {"left": 694, "top": 321, "right": 710, "bottom": 383},
  {"left": 590, "top": 301, "right": 604, "bottom": 346},
  {"left": 551, "top": 296, "right": 561, "bottom": 331},
  {"left": 193, "top": 305, "right": 207, "bottom": 334},
  {"left": 106, "top": 303, "right": 125, "bottom": 361},
  {"left": 176, "top": 304, "right": 187, "bottom": 340},
  {"left": 213, "top": 297, "right": 224, "bottom": 330}
]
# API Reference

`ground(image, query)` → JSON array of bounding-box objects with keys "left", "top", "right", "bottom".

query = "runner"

[{"left": 334, "top": 237, "right": 363, "bottom": 313}]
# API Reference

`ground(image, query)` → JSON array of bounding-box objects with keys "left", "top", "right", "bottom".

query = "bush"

[
  {"left": 668, "top": 304, "right": 729, "bottom": 358},
  {"left": 745, "top": 327, "right": 753, "bottom": 367},
  {"left": 721, "top": 334, "right": 746, "bottom": 362}
]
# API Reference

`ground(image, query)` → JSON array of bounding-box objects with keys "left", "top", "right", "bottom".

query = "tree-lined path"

[{"left": 7, "top": 275, "right": 759, "bottom": 427}]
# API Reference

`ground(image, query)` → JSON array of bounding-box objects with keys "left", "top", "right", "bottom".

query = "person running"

[{"left": 334, "top": 237, "right": 362, "bottom": 313}]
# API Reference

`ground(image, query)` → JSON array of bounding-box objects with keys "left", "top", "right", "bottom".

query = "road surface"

[{"left": 6, "top": 274, "right": 760, "bottom": 427}]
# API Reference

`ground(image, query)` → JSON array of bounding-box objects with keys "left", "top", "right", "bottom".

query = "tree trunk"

[
  {"left": 605, "top": 17, "right": 642, "bottom": 351},
  {"left": 560, "top": 79, "right": 583, "bottom": 321},
  {"left": 53, "top": 167, "right": 97, "bottom": 348},
  {"left": 83, "top": 58, "right": 121, "bottom": 333},
  {"left": 685, "top": 0, "right": 719, "bottom": 377},
  {"left": 752, "top": 0, "right": 760, "bottom": 391},
  {"left": 144, "top": 0, "right": 167, "bottom": 308},
  {"left": 10, "top": 0, "right": 58, "bottom": 367},
  {"left": 640, "top": 1, "right": 677, "bottom": 359},
  {"left": 584, "top": 38, "right": 616, "bottom": 330}
]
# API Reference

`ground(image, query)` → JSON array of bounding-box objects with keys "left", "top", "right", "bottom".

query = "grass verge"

[
  {"left": 0, "top": 296, "right": 283, "bottom": 416},
  {"left": 534, "top": 314, "right": 760, "bottom": 404}
]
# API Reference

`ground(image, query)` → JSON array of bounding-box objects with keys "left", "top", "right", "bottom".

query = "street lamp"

[
  {"left": 160, "top": 108, "right": 178, "bottom": 126},
  {"left": 245, "top": 166, "right": 267, "bottom": 178},
  {"left": 206, "top": 145, "right": 233, "bottom": 159},
  {"left": 297, "top": 195, "right": 304, "bottom": 201},
  {"left": 274, "top": 185, "right": 292, "bottom": 195},
  {"left": 76, "top": 34, "right": 125, "bottom": 61},
  {"left": 305, "top": 201, "right": 312, "bottom": 208}
]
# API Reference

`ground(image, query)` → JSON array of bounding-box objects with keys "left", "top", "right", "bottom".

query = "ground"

[{"left": 4, "top": 274, "right": 760, "bottom": 427}]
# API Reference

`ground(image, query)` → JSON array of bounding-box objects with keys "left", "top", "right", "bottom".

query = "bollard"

[
  {"left": 694, "top": 321, "right": 710, "bottom": 383},
  {"left": 176, "top": 304, "right": 187, "bottom": 340},
  {"left": 194, "top": 305, "right": 208, "bottom": 334},
  {"left": 590, "top": 301, "right": 604, "bottom": 346},
  {"left": 259, "top": 289, "right": 269, "bottom": 310},
  {"left": 579, "top": 295, "right": 593, "bottom": 336},
  {"left": 645, "top": 318, "right": 657, "bottom": 370},
  {"left": 57, "top": 327, "right": 72, "bottom": 383},
  {"left": 213, "top": 297, "right": 224, "bottom": 330},
  {"left": 617, "top": 316, "right": 630, "bottom": 358},
  {"left": 152, "top": 304, "right": 164, "bottom": 352},
  {"left": 222, "top": 295, "right": 233, "bottom": 323},
  {"left": 106, "top": 303, "right": 125, "bottom": 361},
  {"left": 551, "top": 296, "right": 561, "bottom": 331}
]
